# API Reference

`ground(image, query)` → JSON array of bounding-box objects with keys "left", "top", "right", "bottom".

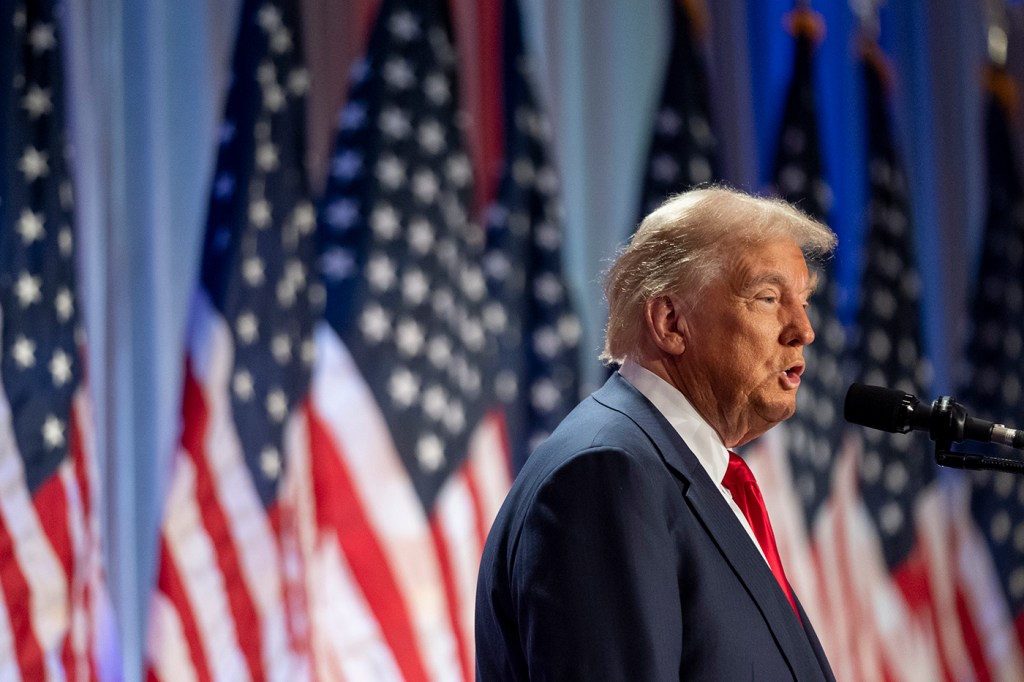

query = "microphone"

[{"left": 844, "top": 383, "right": 1024, "bottom": 450}]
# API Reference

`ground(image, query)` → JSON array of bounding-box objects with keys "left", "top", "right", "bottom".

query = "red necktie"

[{"left": 721, "top": 452, "right": 800, "bottom": 618}]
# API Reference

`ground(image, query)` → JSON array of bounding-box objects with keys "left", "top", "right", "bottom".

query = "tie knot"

[{"left": 722, "top": 451, "right": 757, "bottom": 491}]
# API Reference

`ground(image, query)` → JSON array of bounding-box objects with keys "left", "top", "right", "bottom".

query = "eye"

[{"left": 757, "top": 294, "right": 778, "bottom": 305}]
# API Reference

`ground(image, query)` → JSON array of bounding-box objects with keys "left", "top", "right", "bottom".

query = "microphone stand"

[{"left": 929, "top": 396, "right": 1024, "bottom": 475}]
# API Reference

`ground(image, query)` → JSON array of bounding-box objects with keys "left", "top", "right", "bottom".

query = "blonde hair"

[{"left": 600, "top": 186, "right": 836, "bottom": 365}]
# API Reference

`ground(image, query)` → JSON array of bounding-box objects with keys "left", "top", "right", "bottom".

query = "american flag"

[
  {"left": 483, "top": 0, "right": 580, "bottom": 473},
  {"left": 305, "top": 0, "right": 511, "bottom": 678},
  {"left": 0, "top": 1, "right": 120, "bottom": 679},
  {"left": 755, "top": 7, "right": 845, "bottom": 533},
  {"left": 146, "top": 0, "right": 317, "bottom": 679},
  {"left": 635, "top": 0, "right": 720, "bottom": 217},
  {"left": 955, "top": 64, "right": 1024, "bottom": 677}
]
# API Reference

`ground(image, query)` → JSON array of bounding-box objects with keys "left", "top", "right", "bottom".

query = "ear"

[{"left": 643, "top": 294, "right": 687, "bottom": 356}]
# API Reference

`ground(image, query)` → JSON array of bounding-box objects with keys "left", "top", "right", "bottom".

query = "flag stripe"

[
  {"left": 0, "top": 505, "right": 42, "bottom": 680},
  {"left": 305, "top": 402, "right": 430, "bottom": 682},
  {"left": 427, "top": 514, "right": 471, "bottom": 682},
  {"left": 179, "top": 363, "right": 266, "bottom": 682},
  {"left": 309, "top": 324, "right": 462, "bottom": 681},
  {"left": 153, "top": 545, "right": 209, "bottom": 682}
]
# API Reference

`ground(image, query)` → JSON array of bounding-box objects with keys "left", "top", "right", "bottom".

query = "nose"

[{"left": 783, "top": 302, "right": 815, "bottom": 347}]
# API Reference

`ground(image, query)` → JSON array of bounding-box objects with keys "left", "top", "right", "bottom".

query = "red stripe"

[
  {"left": 180, "top": 364, "right": 266, "bottom": 682},
  {"left": 429, "top": 497, "right": 472, "bottom": 682},
  {"left": 154, "top": 535, "right": 213, "bottom": 682},
  {"left": 461, "top": 462, "right": 488, "bottom": 553},
  {"left": 954, "top": 583, "right": 991, "bottom": 682},
  {"left": 70, "top": 408, "right": 101, "bottom": 682},
  {"left": 305, "top": 398, "right": 431, "bottom": 682},
  {"left": 0, "top": 496, "right": 46, "bottom": 679},
  {"left": 34, "top": 469, "right": 77, "bottom": 678},
  {"left": 831, "top": 492, "right": 867, "bottom": 681},
  {"left": 892, "top": 546, "right": 954, "bottom": 680},
  {"left": 1016, "top": 610, "right": 1024, "bottom": 666}
]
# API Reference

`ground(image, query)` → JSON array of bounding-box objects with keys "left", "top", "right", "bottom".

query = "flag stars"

[
  {"left": 266, "top": 389, "right": 288, "bottom": 422},
  {"left": 401, "top": 269, "right": 429, "bottom": 306},
  {"left": 271, "top": 333, "right": 292, "bottom": 364},
  {"left": 15, "top": 272, "right": 42, "bottom": 307},
  {"left": 366, "top": 253, "right": 396, "bottom": 291},
  {"left": 412, "top": 169, "right": 439, "bottom": 203},
  {"left": 18, "top": 147, "right": 49, "bottom": 182},
  {"left": 55, "top": 287, "right": 73, "bottom": 322},
  {"left": 291, "top": 201, "right": 316, "bottom": 235},
  {"left": 233, "top": 369, "right": 255, "bottom": 401},
  {"left": 49, "top": 349, "right": 73, "bottom": 386},
  {"left": 418, "top": 120, "right": 445, "bottom": 154},
  {"left": 256, "top": 142, "right": 279, "bottom": 171},
  {"left": 395, "top": 318, "right": 425, "bottom": 357},
  {"left": 28, "top": 22, "right": 56, "bottom": 53},
  {"left": 423, "top": 73, "right": 450, "bottom": 105},
  {"left": 408, "top": 218, "right": 435, "bottom": 254},
  {"left": 21, "top": 85, "right": 52, "bottom": 118},
  {"left": 416, "top": 434, "right": 445, "bottom": 472},
  {"left": 359, "top": 305, "right": 391, "bottom": 344},
  {"left": 340, "top": 101, "right": 367, "bottom": 130},
  {"left": 287, "top": 67, "right": 310, "bottom": 96},
  {"left": 331, "top": 151, "right": 363, "bottom": 181},
  {"left": 42, "top": 415, "right": 65, "bottom": 449},
  {"left": 16, "top": 209, "right": 45, "bottom": 243},
  {"left": 376, "top": 155, "right": 407, "bottom": 190},
  {"left": 236, "top": 312, "right": 259, "bottom": 344},
  {"left": 656, "top": 107, "right": 682, "bottom": 136},
  {"left": 260, "top": 446, "right": 282, "bottom": 480},
  {"left": 383, "top": 58, "right": 416, "bottom": 89},
  {"left": 388, "top": 368, "right": 420, "bottom": 408},
  {"left": 243, "top": 257, "right": 265, "bottom": 286},
  {"left": 379, "top": 107, "right": 412, "bottom": 139},
  {"left": 370, "top": 205, "right": 400, "bottom": 240},
  {"left": 325, "top": 198, "right": 360, "bottom": 231},
  {"left": 249, "top": 198, "right": 272, "bottom": 228},
  {"left": 12, "top": 336, "right": 36, "bottom": 368},
  {"left": 389, "top": 10, "right": 421, "bottom": 41},
  {"left": 257, "top": 4, "right": 283, "bottom": 31}
]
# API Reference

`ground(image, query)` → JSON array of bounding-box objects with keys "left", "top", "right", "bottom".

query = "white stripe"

[
  {"left": 913, "top": 484, "right": 975, "bottom": 680},
  {"left": 57, "top": 459, "right": 89, "bottom": 682},
  {"left": 950, "top": 476, "right": 1024, "bottom": 680},
  {"left": 72, "top": 391, "right": 121, "bottom": 680},
  {"left": 434, "top": 471, "right": 481, "bottom": 668},
  {"left": 284, "top": 403, "right": 402, "bottom": 682},
  {"left": 147, "top": 593, "right": 199, "bottom": 682},
  {"left": 160, "top": 453, "right": 250, "bottom": 682},
  {"left": 0, "top": 390, "right": 68, "bottom": 672},
  {"left": 189, "top": 291, "right": 295, "bottom": 681},
  {"left": 311, "top": 322, "right": 461, "bottom": 682},
  {"left": 466, "top": 413, "right": 512, "bottom": 527}
]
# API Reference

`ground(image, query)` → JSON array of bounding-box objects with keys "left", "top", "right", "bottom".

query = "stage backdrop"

[{"left": 43, "top": 0, "right": 1024, "bottom": 678}]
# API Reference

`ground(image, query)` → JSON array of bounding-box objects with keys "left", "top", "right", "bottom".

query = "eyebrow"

[{"left": 744, "top": 271, "right": 817, "bottom": 296}]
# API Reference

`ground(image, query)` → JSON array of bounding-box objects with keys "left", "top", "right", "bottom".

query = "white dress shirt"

[{"left": 618, "top": 359, "right": 768, "bottom": 562}]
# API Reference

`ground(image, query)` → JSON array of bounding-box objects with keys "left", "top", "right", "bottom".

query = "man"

[{"left": 475, "top": 186, "right": 837, "bottom": 680}]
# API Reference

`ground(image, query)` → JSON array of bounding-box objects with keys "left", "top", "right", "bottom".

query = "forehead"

[{"left": 727, "top": 239, "right": 811, "bottom": 290}]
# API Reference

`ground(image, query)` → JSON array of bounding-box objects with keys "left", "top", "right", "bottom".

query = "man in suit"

[{"left": 475, "top": 186, "right": 837, "bottom": 680}]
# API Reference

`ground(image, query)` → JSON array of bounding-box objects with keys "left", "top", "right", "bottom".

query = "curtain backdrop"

[{"left": 61, "top": 0, "right": 1022, "bottom": 677}]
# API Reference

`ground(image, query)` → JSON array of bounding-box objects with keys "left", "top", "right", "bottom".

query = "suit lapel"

[{"left": 593, "top": 374, "right": 830, "bottom": 680}]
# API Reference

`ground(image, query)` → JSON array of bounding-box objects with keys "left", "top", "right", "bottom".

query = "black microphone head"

[{"left": 844, "top": 383, "right": 916, "bottom": 433}]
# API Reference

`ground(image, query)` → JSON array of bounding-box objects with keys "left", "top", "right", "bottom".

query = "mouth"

[{"left": 780, "top": 363, "right": 805, "bottom": 388}]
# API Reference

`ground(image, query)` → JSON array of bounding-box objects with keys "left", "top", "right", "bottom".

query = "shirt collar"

[{"left": 618, "top": 358, "right": 731, "bottom": 486}]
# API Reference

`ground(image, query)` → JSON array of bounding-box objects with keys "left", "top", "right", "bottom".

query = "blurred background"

[{"left": 4, "top": 0, "right": 1024, "bottom": 679}]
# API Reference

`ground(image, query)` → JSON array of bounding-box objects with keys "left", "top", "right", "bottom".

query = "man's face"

[{"left": 674, "top": 237, "right": 815, "bottom": 447}]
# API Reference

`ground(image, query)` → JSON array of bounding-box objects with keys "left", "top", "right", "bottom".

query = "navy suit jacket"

[{"left": 475, "top": 373, "right": 835, "bottom": 680}]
